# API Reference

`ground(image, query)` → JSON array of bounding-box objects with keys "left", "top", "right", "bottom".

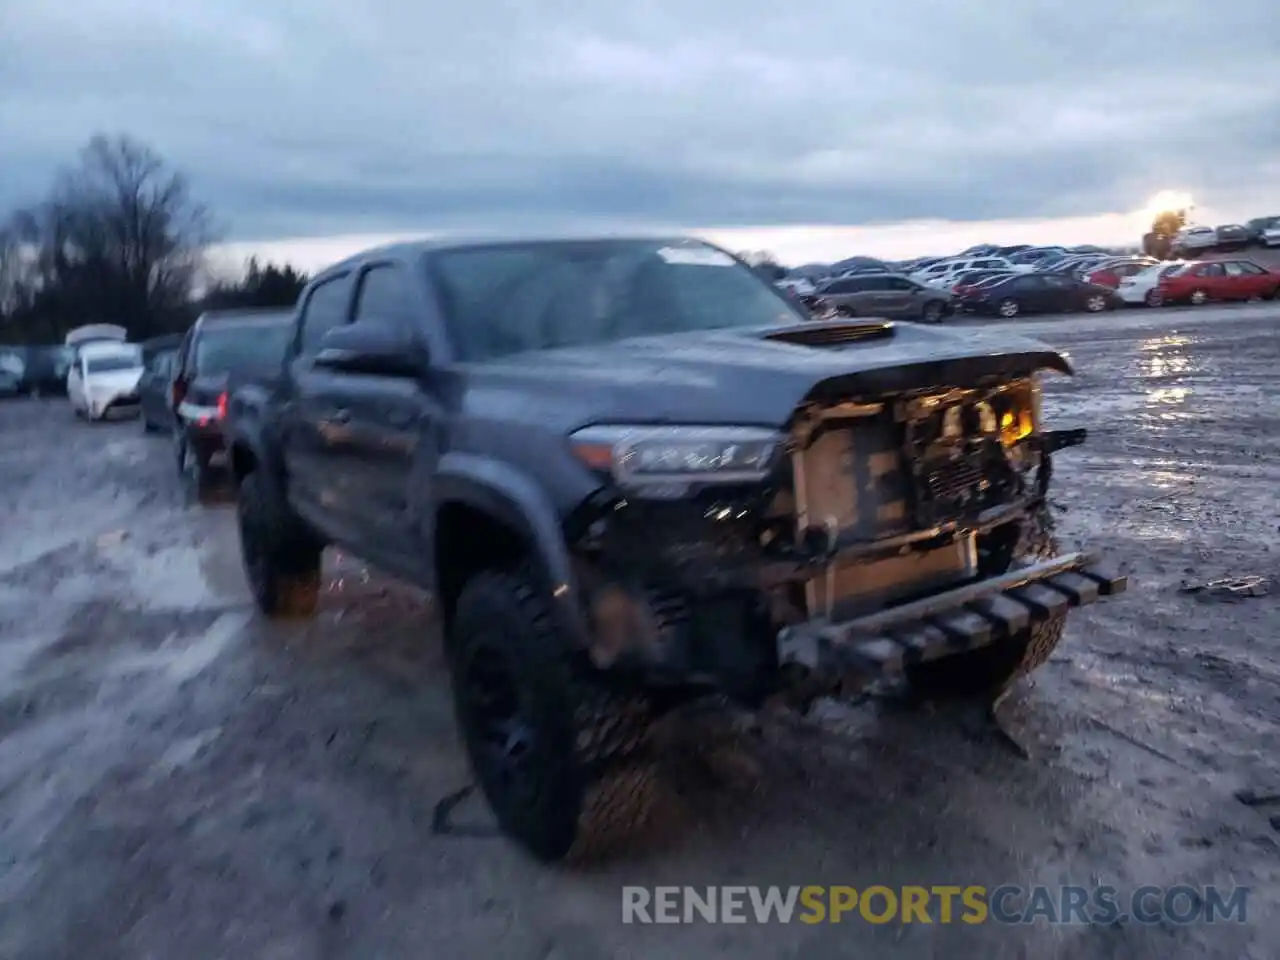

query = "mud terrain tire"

[
  {"left": 236, "top": 469, "right": 322, "bottom": 618},
  {"left": 449, "top": 567, "right": 655, "bottom": 863},
  {"left": 906, "top": 503, "right": 1066, "bottom": 698}
]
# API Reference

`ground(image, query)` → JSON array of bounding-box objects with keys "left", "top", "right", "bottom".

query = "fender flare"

[
  {"left": 431, "top": 452, "right": 590, "bottom": 646},
  {"left": 225, "top": 418, "right": 281, "bottom": 486}
]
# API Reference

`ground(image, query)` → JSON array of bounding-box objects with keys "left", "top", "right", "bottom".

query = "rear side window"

[{"left": 299, "top": 275, "right": 353, "bottom": 354}]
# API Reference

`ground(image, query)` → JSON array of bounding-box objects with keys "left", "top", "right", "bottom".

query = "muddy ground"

[{"left": 0, "top": 303, "right": 1278, "bottom": 959}]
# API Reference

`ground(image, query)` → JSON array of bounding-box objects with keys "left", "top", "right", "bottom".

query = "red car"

[
  {"left": 1154, "top": 259, "right": 1280, "bottom": 306},
  {"left": 1083, "top": 258, "right": 1158, "bottom": 289}
]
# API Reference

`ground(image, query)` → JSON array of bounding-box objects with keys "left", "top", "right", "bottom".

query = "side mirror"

[{"left": 314, "top": 319, "right": 427, "bottom": 377}]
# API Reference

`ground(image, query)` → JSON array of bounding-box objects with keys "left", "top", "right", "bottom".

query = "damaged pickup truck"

[{"left": 225, "top": 236, "right": 1126, "bottom": 862}]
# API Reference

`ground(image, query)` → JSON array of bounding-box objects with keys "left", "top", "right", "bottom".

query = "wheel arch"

[{"left": 432, "top": 454, "right": 589, "bottom": 646}]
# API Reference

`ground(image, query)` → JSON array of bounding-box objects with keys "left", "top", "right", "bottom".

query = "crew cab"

[{"left": 225, "top": 236, "right": 1126, "bottom": 862}]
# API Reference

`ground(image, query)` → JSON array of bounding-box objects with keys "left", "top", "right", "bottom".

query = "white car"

[
  {"left": 910, "top": 256, "right": 1031, "bottom": 288},
  {"left": 1262, "top": 223, "right": 1280, "bottom": 248},
  {"left": 68, "top": 342, "right": 144, "bottom": 421},
  {"left": 1174, "top": 226, "right": 1217, "bottom": 252},
  {"left": 1115, "top": 261, "right": 1189, "bottom": 306}
]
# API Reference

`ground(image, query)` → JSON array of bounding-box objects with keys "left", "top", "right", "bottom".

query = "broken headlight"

[{"left": 571, "top": 425, "right": 782, "bottom": 488}]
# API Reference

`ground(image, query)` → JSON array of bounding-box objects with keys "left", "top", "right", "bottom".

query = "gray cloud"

[{"left": 2, "top": 0, "right": 1278, "bottom": 242}]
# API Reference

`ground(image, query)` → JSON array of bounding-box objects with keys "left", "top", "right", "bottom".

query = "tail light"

[{"left": 217, "top": 391, "right": 228, "bottom": 419}]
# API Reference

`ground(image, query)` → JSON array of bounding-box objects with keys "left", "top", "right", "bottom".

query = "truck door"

[
  {"left": 282, "top": 271, "right": 359, "bottom": 540},
  {"left": 332, "top": 261, "right": 442, "bottom": 575}
]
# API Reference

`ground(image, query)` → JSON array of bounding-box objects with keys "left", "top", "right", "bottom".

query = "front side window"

[
  {"left": 299, "top": 275, "right": 353, "bottom": 354},
  {"left": 430, "top": 240, "right": 806, "bottom": 362},
  {"left": 354, "top": 264, "right": 418, "bottom": 325}
]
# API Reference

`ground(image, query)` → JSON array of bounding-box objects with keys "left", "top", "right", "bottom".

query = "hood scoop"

[{"left": 762, "top": 319, "right": 896, "bottom": 348}]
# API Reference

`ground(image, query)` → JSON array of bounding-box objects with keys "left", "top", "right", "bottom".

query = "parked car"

[
  {"left": 813, "top": 273, "right": 953, "bottom": 322},
  {"left": 1044, "top": 255, "right": 1110, "bottom": 277},
  {"left": 0, "top": 347, "right": 26, "bottom": 396},
  {"left": 170, "top": 309, "right": 295, "bottom": 499},
  {"left": 1082, "top": 258, "right": 1159, "bottom": 289},
  {"left": 21, "top": 345, "right": 74, "bottom": 396},
  {"left": 223, "top": 234, "right": 1125, "bottom": 862},
  {"left": 1173, "top": 226, "right": 1218, "bottom": 254},
  {"left": 1259, "top": 219, "right": 1280, "bottom": 248},
  {"left": 1214, "top": 224, "right": 1251, "bottom": 250},
  {"left": 950, "top": 270, "right": 1015, "bottom": 297},
  {"left": 0, "top": 369, "right": 20, "bottom": 398},
  {"left": 1244, "top": 216, "right": 1278, "bottom": 244},
  {"left": 1115, "top": 262, "right": 1191, "bottom": 307},
  {"left": 67, "top": 342, "right": 144, "bottom": 420},
  {"left": 1152, "top": 259, "right": 1279, "bottom": 306},
  {"left": 1007, "top": 247, "right": 1068, "bottom": 268},
  {"left": 911, "top": 256, "right": 1028, "bottom": 288},
  {"left": 963, "top": 273, "right": 1118, "bottom": 318},
  {"left": 138, "top": 346, "right": 179, "bottom": 433}
]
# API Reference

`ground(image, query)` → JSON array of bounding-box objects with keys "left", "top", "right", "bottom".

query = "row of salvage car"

[{"left": 792, "top": 254, "right": 1280, "bottom": 322}]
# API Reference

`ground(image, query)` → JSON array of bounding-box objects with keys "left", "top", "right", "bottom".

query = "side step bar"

[{"left": 777, "top": 552, "right": 1127, "bottom": 678}]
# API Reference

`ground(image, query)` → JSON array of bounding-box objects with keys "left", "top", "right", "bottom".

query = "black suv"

[
  {"left": 226, "top": 237, "right": 1125, "bottom": 861},
  {"left": 170, "top": 309, "right": 293, "bottom": 498}
]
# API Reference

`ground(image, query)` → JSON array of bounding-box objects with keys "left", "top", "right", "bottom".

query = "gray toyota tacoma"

[{"left": 225, "top": 236, "right": 1126, "bottom": 862}]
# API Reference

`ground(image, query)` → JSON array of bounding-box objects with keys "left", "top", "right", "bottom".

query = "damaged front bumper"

[{"left": 776, "top": 551, "right": 1126, "bottom": 684}]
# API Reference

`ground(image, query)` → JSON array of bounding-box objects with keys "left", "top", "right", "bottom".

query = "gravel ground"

[{"left": 1, "top": 303, "right": 1278, "bottom": 959}]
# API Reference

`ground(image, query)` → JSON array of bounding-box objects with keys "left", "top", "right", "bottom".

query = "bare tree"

[{"left": 10, "top": 134, "right": 219, "bottom": 339}]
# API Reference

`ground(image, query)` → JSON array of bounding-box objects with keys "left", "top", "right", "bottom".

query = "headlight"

[{"left": 570, "top": 425, "right": 783, "bottom": 487}]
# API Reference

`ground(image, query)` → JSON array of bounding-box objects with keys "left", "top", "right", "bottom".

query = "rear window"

[
  {"left": 430, "top": 239, "right": 804, "bottom": 362},
  {"left": 85, "top": 353, "right": 142, "bottom": 374},
  {"left": 195, "top": 322, "right": 293, "bottom": 373}
]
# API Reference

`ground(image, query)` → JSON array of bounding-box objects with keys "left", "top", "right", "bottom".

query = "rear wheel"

[
  {"left": 1145, "top": 288, "right": 1163, "bottom": 307},
  {"left": 1084, "top": 294, "right": 1107, "bottom": 313},
  {"left": 997, "top": 298, "right": 1020, "bottom": 318},
  {"left": 449, "top": 567, "right": 656, "bottom": 862},
  {"left": 921, "top": 301, "right": 944, "bottom": 324},
  {"left": 236, "top": 469, "right": 322, "bottom": 618},
  {"left": 1262, "top": 286, "right": 1278, "bottom": 301}
]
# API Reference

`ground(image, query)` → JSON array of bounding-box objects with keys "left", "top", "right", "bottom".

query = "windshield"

[
  {"left": 85, "top": 353, "right": 142, "bottom": 374},
  {"left": 430, "top": 240, "right": 806, "bottom": 361},
  {"left": 195, "top": 322, "right": 292, "bottom": 373}
]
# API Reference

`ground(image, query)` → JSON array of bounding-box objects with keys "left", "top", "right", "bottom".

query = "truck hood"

[{"left": 462, "top": 321, "right": 1071, "bottom": 430}]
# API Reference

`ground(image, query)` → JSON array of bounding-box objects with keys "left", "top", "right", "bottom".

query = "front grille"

[
  {"left": 915, "top": 451, "right": 991, "bottom": 526},
  {"left": 924, "top": 456, "right": 985, "bottom": 504}
]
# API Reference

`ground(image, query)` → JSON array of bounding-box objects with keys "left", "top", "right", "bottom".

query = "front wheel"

[
  {"left": 1145, "top": 289, "right": 1163, "bottom": 307},
  {"left": 1084, "top": 294, "right": 1107, "bottom": 312},
  {"left": 449, "top": 568, "right": 656, "bottom": 862},
  {"left": 997, "top": 298, "right": 1020, "bottom": 318},
  {"left": 1261, "top": 286, "right": 1278, "bottom": 301},
  {"left": 1189, "top": 289, "right": 1208, "bottom": 306}
]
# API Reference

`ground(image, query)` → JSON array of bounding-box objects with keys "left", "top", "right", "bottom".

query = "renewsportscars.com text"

[{"left": 621, "top": 885, "right": 1249, "bottom": 926}]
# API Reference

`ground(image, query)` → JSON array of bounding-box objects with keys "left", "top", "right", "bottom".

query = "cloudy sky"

[{"left": 2, "top": 0, "right": 1278, "bottom": 268}]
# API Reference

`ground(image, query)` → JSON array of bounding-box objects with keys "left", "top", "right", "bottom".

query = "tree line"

[{"left": 0, "top": 133, "right": 309, "bottom": 345}]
